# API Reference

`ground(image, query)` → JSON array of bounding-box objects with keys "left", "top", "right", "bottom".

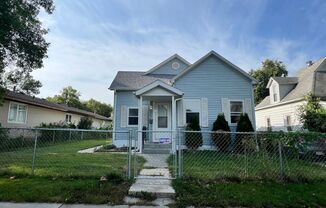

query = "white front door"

[{"left": 153, "top": 102, "right": 171, "bottom": 143}]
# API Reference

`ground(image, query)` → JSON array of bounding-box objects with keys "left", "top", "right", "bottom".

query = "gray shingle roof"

[
  {"left": 256, "top": 58, "right": 326, "bottom": 109},
  {"left": 4, "top": 90, "right": 111, "bottom": 121},
  {"left": 109, "top": 71, "right": 175, "bottom": 90}
]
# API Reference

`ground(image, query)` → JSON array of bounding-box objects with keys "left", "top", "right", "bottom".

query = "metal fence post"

[
  {"left": 278, "top": 139, "right": 285, "bottom": 181},
  {"left": 52, "top": 130, "right": 55, "bottom": 143},
  {"left": 69, "top": 129, "right": 72, "bottom": 141},
  {"left": 31, "top": 129, "right": 38, "bottom": 175},
  {"left": 127, "top": 130, "right": 132, "bottom": 179},
  {"left": 178, "top": 129, "right": 182, "bottom": 177}
]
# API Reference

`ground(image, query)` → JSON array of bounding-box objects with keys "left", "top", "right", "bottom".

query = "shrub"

[
  {"left": 211, "top": 113, "right": 231, "bottom": 152},
  {"left": 235, "top": 113, "right": 254, "bottom": 153},
  {"left": 185, "top": 118, "right": 203, "bottom": 149},
  {"left": 77, "top": 117, "right": 93, "bottom": 129}
]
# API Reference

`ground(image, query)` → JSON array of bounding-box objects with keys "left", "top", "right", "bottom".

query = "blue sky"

[{"left": 34, "top": 0, "right": 326, "bottom": 104}]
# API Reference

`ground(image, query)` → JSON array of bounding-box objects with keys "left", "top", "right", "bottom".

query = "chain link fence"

[
  {"left": 177, "top": 131, "right": 326, "bottom": 182},
  {"left": 0, "top": 128, "right": 130, "bottom": 178}
]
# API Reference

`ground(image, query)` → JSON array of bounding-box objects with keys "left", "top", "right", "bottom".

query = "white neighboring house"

[
  {"left": 0, "top": 90, "right": 112, "bottom": 128},
  {"left": 255, "top": 58, "right": 326, "bottom": 131}
]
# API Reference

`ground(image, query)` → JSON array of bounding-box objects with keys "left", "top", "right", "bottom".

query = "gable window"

[
  {"left": 272, "top": 84, "right": 278, "bottom": 102},
  {"left": 128, "top": 108, "right": 138, "bottom": 126},
  {"left": 230, "top": 101, "right": 243, "bottom": 124},
  {"left": 8, "top": 102, "right": 27, "bottom": 124},
  {"left": 65, "top": 114, "right": 72, "bottom": 123}
]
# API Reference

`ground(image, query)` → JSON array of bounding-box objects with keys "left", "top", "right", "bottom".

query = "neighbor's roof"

[
  {"left": 109, "top": 71, "right": 174, "bottom": 90},
  {"left": 266, "top": 77, "right": 298, "bottom": 87},
  {"left": 256, "top": 57, "right": 326, "bottom": 110},
  {"left": 4, "top": 90, "right": 112, "bottom": 121}
]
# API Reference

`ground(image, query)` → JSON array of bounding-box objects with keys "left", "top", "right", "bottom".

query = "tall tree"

[
  {"left": 47, "top": 86, "right": 83, "bottom": 108},
  {"left": 0, "top": 0, "right": 54, "bottom": 101},
  {"left": 249, "top": 59, "right": 288, "bottom": 104},
  {"left": 83, "top": 99, "right": 113, "bottom": 117}
]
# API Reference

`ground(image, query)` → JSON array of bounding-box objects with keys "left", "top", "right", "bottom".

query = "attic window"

[
  {"left": 272, "top": 84, "right": 278, "bottom": 102},
  {"left": 172, "top": 62, "right": 180, "bottom": 70}
]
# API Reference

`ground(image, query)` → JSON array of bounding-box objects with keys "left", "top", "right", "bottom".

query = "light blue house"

[{"left": 109, "top": 51, "right": 257, "bottom": 151}]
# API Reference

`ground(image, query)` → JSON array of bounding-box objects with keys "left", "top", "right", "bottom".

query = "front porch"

[{"left": 135, "top": 80, "right": 183, "bottom": 152}]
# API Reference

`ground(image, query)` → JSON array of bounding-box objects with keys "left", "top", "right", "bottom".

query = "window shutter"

[
  {"left": 177, "top": 99, "right": 184, "bottom": 127},
  {"left": 245, "top": 98, "right": 253, "bottom": 123},
  {"left": 221, "top": 98, "right": 230, "bottom": 123},
  {"left": 120, "top": 105, "right": 127, "bottom": 128},
  {"left": 201, "top": 98, "right": 208, "bottom": 127}
]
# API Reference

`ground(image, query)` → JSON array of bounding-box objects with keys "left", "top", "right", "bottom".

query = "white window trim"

[
  {"left": 127, "top": 107, "right": 139, "bottom": 127},
  {"left": 7, "top": 101, "right": 28, "bottom": 124},
  {"left": 229, "top": 99, "right": 244, "bottom": 126},
  {"left": 284, "top": 115, "right": 292, "bottom": 126}
]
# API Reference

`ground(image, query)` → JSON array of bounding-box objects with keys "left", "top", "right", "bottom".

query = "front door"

[{"left": 153, "top": 102, "right": 171, "bottom": 143}]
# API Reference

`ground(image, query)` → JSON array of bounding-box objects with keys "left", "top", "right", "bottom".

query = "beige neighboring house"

[
  {"left": 0, "top": 90, "right": 112, "bottom": 129},
  {"left": 255, "top": 58, "right": 326, "bottom": 131}
]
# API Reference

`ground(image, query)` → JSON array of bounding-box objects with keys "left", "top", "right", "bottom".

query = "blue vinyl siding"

[
  {"left": 114, "top": 90, "right": 138, "bottom": 146},
  {"left": 174, "top": 55, "right": 255, "bottom": 146},
  {"left": 150, "top": 58, "right": 188, "bottom": 75}
]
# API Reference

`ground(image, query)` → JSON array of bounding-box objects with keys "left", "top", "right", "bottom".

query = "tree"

[
  {"left": 235, "top": 113, "right": 254, "bottom": 153},
  {"left": 299, "top": 93, "right": 326, "bottom": 133},
  {"left": 82, "top": 99, "right": 113, "bottom": 117},
  {"left": 185, "top": 118, "right": 203, "bottom": 149},
  {"left": 249, "top": 59, "right": 288, "bottom": 104},
  {"left": 0, "top": 0, "right": 54, "bottom": 101},
  {"left": 47, "top": 86, "right": 83, "bottom": 108},
  {"left": 211, "top": 113, "right": 231, "bottom": 152}
]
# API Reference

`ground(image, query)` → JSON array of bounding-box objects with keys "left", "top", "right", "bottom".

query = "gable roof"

[
  {"left": 266, "top": 77, "right": 298, "bottom": 88},
  {"left": 144, "top": 54, "right": 191, "bottom": 75},
  {"left": 4, "top": 90, "right": 111, "bottom": 121},
  {"left": 256, "top": 57, "right": 326, "bottom": 110},
  {"left": 109, "top": 71, "right": 174, "bottom": 90},
  {"left": 171, "top": 50, "right": 257, "bottom": 83},
  {"left": 135, "top": 80, "right": 183, "bottom": 96}
]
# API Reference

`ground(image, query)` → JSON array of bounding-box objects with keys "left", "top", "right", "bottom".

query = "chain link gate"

[{"left": 127, "top": 130, "right": 180, "bottom": 179}]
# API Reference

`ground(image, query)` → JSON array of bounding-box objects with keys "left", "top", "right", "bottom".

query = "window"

[
  {"left": 8, "top": 102, "right": 27, "bottom": 124},
  {"left": 186, "top": 112, "right": 200, "bottom": 124},
  {"left": 272, "top": 84, "right": 278, "bottom": 102},
  {"left": 285, "top": 115, "right": 292, "bottom": 131},
  {"left": 230, "top": 101, "right": 243, "bottom": 124},
  {"left": 158, "top": 104, "right": 168, "bottom": 128},
  {"left": 65, "top": 114, "right": 72, "bottom": 123},
  {"left": 184, "top": 99, "right": 201, "bottom": 125},
  {"left": 128, "top": 108, "right": 138, "bottom": 126}
]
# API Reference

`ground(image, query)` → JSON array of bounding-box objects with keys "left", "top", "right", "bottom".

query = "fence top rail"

[{"left": 0, "top": 127, "right": 129, "bottom": 133}]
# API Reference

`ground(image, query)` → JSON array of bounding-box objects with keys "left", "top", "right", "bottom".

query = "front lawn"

[
  {"left": 173, "top": 178, "right": 326, "bottom": 207},
  {"left": 0, "top": 139, "right": 131, "bottom": 178},
  {"left": 180, "top": 150, "right": 326, "bottom": 181},
  {"left": 0, "top": 176, "right": 130, "bottom": 204}
]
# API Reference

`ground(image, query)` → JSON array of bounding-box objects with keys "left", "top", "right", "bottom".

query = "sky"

[{"left": 34, "top": 0, "right": 326, "bottom": 105}]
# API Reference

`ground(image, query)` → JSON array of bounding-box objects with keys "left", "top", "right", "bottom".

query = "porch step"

[
  {"left": 143, "top": 148, "right": 171, "bottom": 154},
  {"left": 144, "top": 143, "right": 172, "bottom": 149}
]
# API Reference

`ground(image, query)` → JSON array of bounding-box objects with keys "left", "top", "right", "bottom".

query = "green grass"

[
  {"left": 178, "top": 150, "right": 326, "bottom": 181},
  {"left": 173, "top": 178, "right": 326, "bottom": 207},
  {"left": 0, "top": 176, "right": 130, "bottom": 204},
  {"left": 0, "top": 139, "right": 139, "bottom": 178}
]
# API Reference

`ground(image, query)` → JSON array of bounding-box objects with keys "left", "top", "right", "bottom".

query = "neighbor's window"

[
  {"left": 285, "top": 115, "right": 292, "bottom": 131},
  {"left": 65, "top": 114, "right": 72, "bottom": 123},
  {"left": 272, "top": 84, "right": 278, "bottom": 102},
  {"left": 128, "top": 108, "right": 138, "bottom": 126},
  {"left": 158, "top": 104, "right": 168, "bottom": 128},
  {"left": 8, "top": 102, "right": 27, "bottom": 124},
  {"left": 267, "top": 117, "right": 272, "bottom": 131},
  {"left": 230, "top": 101, "right": 243, "bottom": 124}
]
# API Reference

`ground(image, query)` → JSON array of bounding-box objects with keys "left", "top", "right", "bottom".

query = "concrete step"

[
  {"left": 143, "top": 143, "right": 172, "bottom": 149},
  {"left": 129, "top": 178, "right": 175, "bottom": 198}
]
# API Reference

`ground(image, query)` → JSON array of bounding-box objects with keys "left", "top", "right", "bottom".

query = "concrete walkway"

[
  {"left": 128, "top": 154, "right": 175, "bottom": 198},
  {"left": 77, "top": 145, "right": 103, "bottom": 153}
]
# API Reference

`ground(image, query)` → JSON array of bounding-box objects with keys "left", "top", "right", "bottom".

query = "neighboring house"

[
  {"left": 109, "top": 51, "right": 257, "bottom": 150},
  {"left": 0, "top": 90, "right": 112, "bottom": 128},
  {"left": 255, "top": 58, "right": 326, "bottom": 131}
]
